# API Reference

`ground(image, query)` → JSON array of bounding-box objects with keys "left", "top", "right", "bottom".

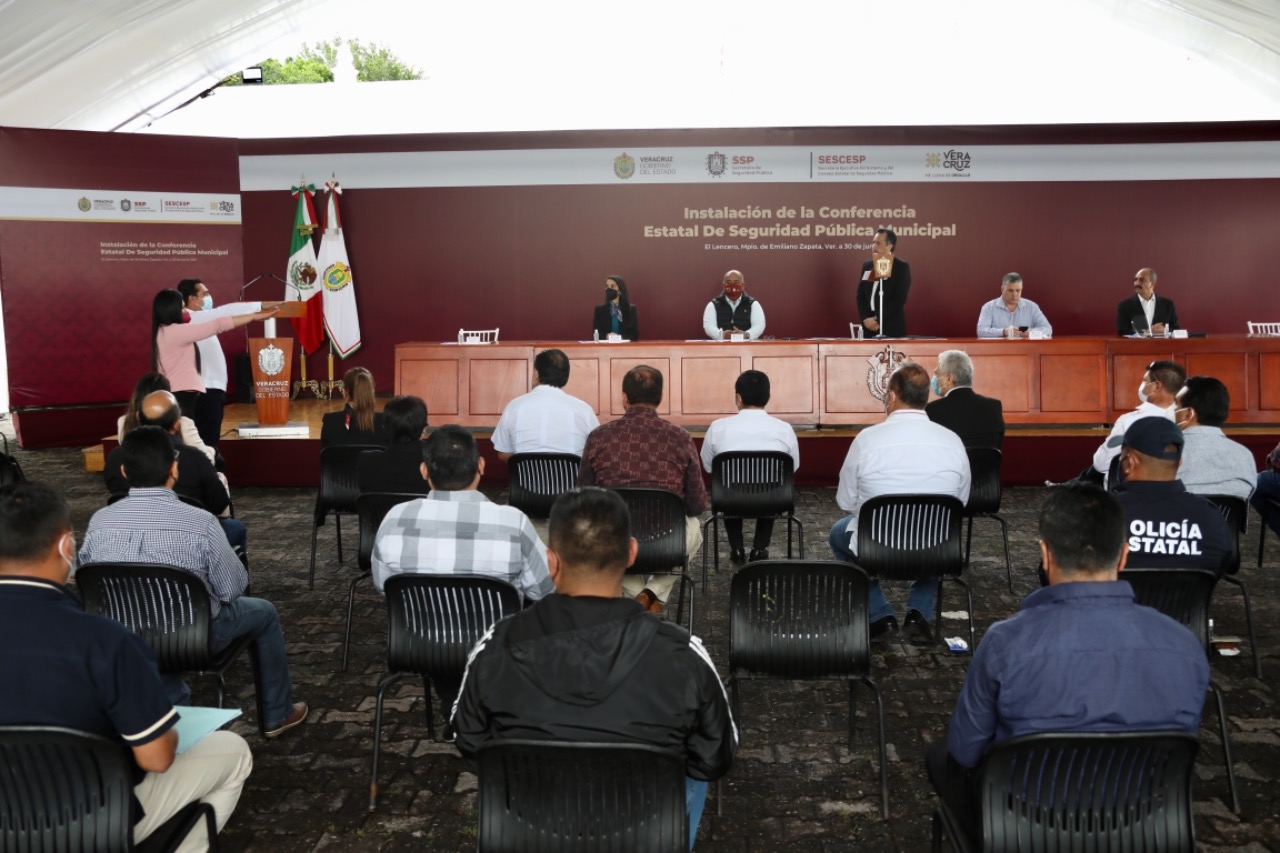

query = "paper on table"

[{"left": 174, "top": 706, "right": 242, "bottom": 754}]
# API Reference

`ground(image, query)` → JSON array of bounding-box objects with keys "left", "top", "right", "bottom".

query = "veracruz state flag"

[{"left": 317, "top": 179, "right": 361, "bottom": 357}]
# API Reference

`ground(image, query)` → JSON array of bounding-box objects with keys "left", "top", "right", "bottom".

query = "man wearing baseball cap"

[{"left": 1109, "top": 416, "right": 1236, "bottom": 576}]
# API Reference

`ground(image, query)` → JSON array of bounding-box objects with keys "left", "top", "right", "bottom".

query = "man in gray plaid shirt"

[{"left": 372, "top": 425, "right": 554, "bottom": 728}]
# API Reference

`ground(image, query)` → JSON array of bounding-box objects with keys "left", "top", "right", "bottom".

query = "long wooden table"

[{"left": 394, "top": 336, "right": 1280, "bottom": 428}]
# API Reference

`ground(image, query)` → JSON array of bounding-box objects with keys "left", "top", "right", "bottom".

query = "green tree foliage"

[{"left": 223, "top": 38, "right": 421, "bottom": 86}]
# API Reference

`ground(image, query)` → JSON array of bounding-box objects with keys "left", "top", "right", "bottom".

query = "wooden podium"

[{"left": 244, "top": 302, "right": 307, "bottom": 430}]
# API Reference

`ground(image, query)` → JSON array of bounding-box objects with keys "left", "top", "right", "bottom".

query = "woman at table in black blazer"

[{"left": 592, "top": 275, "right": 640, "bottom": 341}]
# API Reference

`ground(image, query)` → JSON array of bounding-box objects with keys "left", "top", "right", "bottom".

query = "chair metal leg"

[
  {"left": 309, "top": 519, "right": 322, "bottom": 590},
  {"left": 336, "top": 513, "right": 345, "bottom": 563},
  {"left": 423, "top": 675, "right": 437, "bottom": 740},
  {"left": 1221, "top": 574, "right": 1261, "bottom": 679},
  {"left": 862, "top": 676, "right": 890, "bottom": 820},
  {"left": 214, "top": 675, "right": 225, "bottom": 709},
  {"left": 342, "top": 571, "right": 372, "bottom": 672},
  {"left": 847, "top": 678, "right": 857, "bottom": 749},
  {"left": 941, "top": 577, "right": 976, "bottom": 651},
  {"left": 993, "top": 513, "right": 1012, "bottom": 593},
  {"left": 369, "top": 671, "right": 407, "bottom": 812},
  {"left": 963, "top": 516, "right": 975, "bottom": 568},
  {"left": 1208, "top": 679, "right": 1240, "bottom": 813}
]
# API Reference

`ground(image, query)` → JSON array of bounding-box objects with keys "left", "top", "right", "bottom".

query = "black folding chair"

[
  {"left": 1258, "top": 494, "right": 1280, "bottom": 568},
  {"left": 342, "top": 491, "right": 423, "bottom": 671},
  {"left": 506, "top": 452, "right": 580, "bottom": 519},
  {"left": 963, "top": 448, "right": 1011, "bottom": 593},
  {"left": 309, "top": 444, "right": 382, "bottom": 588},
  {"left": 931, "top": 731, "right": 1198, "bottom": 853},
  {"left": 725, "top": 560, "right": 887, "bottom": 818},
  {"left": 702, "top": 451, "right": 804, "bottom": 590},
  {"left": 0, "top": 726, "right": 218, "bottom": 852},
  {"left": 477, "top": 739, "right": 687, "bottom": 853},
  {"left": 1204, "top": 494, "right": 1261, "bottom": 679},
  {"left": 77, "top": 562, "right": 257, "bottom": 722},
  {"left": 856, "top": 494, "right": 973, "bottom": 650},
  {"left": 614, "top": 487, "right": 696, "bottom": 629},
  {"left": 369, "top": 574, "right": 521, "bottom": 811},
  {"left": 1121, "top": 567, "right": 1240, "bottom": 812}
]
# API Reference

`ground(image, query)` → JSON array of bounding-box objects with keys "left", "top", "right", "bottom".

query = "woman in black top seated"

[
  {"left": 357, "top": 395, "right": 430, "bottom": 495},
  {"left": 321, "top": 367, "right": 388, "bottom": 448},
  {"left": 592, "top": 275, "right": 640, "bottom": 341}
]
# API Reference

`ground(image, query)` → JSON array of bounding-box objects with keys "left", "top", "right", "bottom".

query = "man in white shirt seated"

[
  {"left": 1175, "top": 375, "right": 1257, "bottom": 501},
  {"left": 492, "top": 349, "right": 599, "bottom": 461},
  {"left": 975, "top": 273, "right": 1052, "bottom": 338},
  {"left": 700, "top": 370, "right": 801, "bottom": 564}
]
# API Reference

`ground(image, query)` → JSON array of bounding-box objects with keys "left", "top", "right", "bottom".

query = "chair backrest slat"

[
  {"left": 507, "top": 453, "right": 581, "bottom": 519},
  {"left": 614, "top": 488, "right": 689, "bottom": 575},
  {"left": 856, "top": 494, "right": 964, "bottom": 581},
  {"left": 77, "top": 563, "right": 213, "bottom": 673},
  {"left": 711, "top": 451, "right": 797, "bottom": 518},
  {"left": 384, "top": 574, "right": 521, "bottom": 677}
]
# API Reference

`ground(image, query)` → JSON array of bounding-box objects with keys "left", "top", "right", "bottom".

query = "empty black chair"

[
  {"left": 1121, "top": 568, "right": 1239, "bottom": 812},
  {"left": 1258, "top": 494, "right": 1280, "bottom": 568},
  {"left": 309, "top": 444, "right": 382, "bottom": 588},
  {"left": 931, "top": 731, "right": 1199, "bottom": 853},
  {"left": 342, "top": 491, "right": 423, "bottom": 671},
  {"left": 726, "top": 560, "right": 887, "bottom": 818},
  {"left": 0, "top": 726, "right": 218, "bottom": 852},
  {"left": 506, "top": 452, "right": 580, "bottom": 519},
  {"left": 702, "top": 451, "right": 804, "bottom": 590},
  {"left": 369, "top": 574, "right": 521, "bottom": 811},
  {"left": 1203, "top": 494, "right": 1260, "bottom": 679},
  {"left": 963, "top": 448, "right": 1011, "bottom": 593},
  {"left": 856, "top": 494, "right": 973, "bottom": 649},
  {"left": 614, "top": 487, "right": 695, "bottom": 629},
  {"left": 77, "top": 562, "right": 255, "bottom": 719},
  {"left": 476, "top": 739, "right": 687, "bottom": 853}
]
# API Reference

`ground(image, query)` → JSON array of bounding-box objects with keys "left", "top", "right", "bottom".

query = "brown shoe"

[
  {"left": 265, "top": 702, "right": 309, "bottom": 738},
  {"left": 635, "top": 589, "right": 664, "bottom": 616}
]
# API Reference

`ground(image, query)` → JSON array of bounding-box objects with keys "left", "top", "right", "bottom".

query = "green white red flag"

[
  {"left": 285, "top": 182, "right": 325, "bottom": 354},
  {"left": 317, "top": 178, "right": 361, "bottom": 357}
]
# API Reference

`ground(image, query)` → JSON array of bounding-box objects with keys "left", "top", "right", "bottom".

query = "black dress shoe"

[
  {"left": 748, "top": 548, "right": 769, "bottom": 562},
  {"left": 904, "top": 609, "right": 936, "bottom": 643},
  {"left": 870, "top": 615, "right": 900, "bottom": 640},
  {"left": 729, "top": 548, "right": 747, "bottom": 565}
]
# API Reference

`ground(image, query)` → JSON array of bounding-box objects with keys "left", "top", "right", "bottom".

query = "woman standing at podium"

[
  {"left": 592, "top": 275, "right": 640, "bottom": 341},
  {"left": 151, "top": 289, "right": 277, "bottom": 418}
]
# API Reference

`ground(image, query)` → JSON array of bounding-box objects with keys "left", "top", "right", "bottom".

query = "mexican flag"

[
  {"left": 317, "top": 179, "right": 361, "bottom": 357},
  {"left": 285, "top": 183, "right": 325, "bottom": 354}
]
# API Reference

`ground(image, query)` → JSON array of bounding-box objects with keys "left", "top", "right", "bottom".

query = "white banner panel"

[{"left": 0, "top": 187, "right": 243, "bottom": 224}]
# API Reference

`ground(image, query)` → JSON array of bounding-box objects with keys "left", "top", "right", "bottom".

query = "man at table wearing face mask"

[{"left": 703, "top": 270, "right": 766, "bottom": 340}]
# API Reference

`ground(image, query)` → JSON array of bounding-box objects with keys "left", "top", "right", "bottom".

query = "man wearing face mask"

[
  {"left": 178, "top": 278, "right": 279, "bottom": 448},
  {"left": 703, "top": 269, "right": 766, "bottom": 340},
  {"left": 1089, "top": 360, "right": 1185, "bottom": 488},
  {"left": 925, "top": 350, "right": 1005, "bottom": 450},
  {"left": 1174, "top": 376, "right": 1257, "bottom": 501},
  {"left": 0, "top": 480, "right": 254, "bottom": 851}
]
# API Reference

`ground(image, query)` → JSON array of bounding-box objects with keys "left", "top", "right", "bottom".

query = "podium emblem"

[
  {"left": 258, "top": 343, "right": 286, "bottom": 377},
  {"left": 865, "top": 345, "right": 909, "bottom": 403}
]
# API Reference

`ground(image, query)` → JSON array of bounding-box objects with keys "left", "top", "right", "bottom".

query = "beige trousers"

[
  {"left": 133, "top": 730, "right": 254, "bottom": 853},
  {"left": 622, "top": 516, "right": 703, "bottom": 603}
]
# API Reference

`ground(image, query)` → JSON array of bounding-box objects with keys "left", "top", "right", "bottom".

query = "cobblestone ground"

[{"left": 9, "top": 434, "right": 1280, "bottom": 851}]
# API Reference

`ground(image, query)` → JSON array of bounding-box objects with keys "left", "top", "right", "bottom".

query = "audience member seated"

[
  {"left": 492, "top": 348, "right": 598, "bottom": 460},
  {"left": 118, "top": 371, "right": 217, "bottom": 466},
  {"left": 829, "top": 363, "right": 970, "bottom": 643},
  {"left": 925, "top": 350, "right": 1005, "bottom": 449},
  {"left": 1111, "top": 417, "right": 1236, "bottom": 576},
  {"left": 357, "top": 395, "right": 429, "bottom": 495},
  {"left": 452, "top": 487, "right": 736, "bottom": 851},
  {"left": 0, "top": 480, "right": 254, "bottom": 852},
  {"left": 320, "top": 367, "right": 388, "bottom": 449},
  {"left": 106, "top": 390, "right": 246, "bottom": 560},
  {"left": 578, "top": 365, "right": 707, "bottom": 615},
  {"left": 927, "top": 483, "right": 1208, "bottom": 843},
  {"left": 1253, "top": 440, "right": 1280, "bottom": 541},
  {"left": 372, "top": 425, "right": 554, "bottom": 725},
  {"left": 1175, "top": 375, "right": 1257, "bottom": 501},
  {"left": 700, "top": 369, "right": 800, "bottom": 564},
  {"left": 82, "top": 427, "right": 307, "bottom": 737}
]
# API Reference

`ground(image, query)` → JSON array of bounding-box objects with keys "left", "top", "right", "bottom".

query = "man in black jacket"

[
  {"left": 926, "top": 349, "right": 1005, "bottom": 449},
  {"left": 452, "top": 487, "right": 737, "bottom": 850},
  {"left": 1116, "top": 267, "right": 1179, "bottom": 336}
]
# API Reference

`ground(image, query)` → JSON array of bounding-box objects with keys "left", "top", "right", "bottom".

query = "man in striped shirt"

[{"left": 80, "top": 426, "right": 307, "bottom": 739}]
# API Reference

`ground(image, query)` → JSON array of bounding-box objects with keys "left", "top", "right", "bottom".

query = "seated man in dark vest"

[{"left": 702, "top": 269, "right": 766, "bottom": 340}]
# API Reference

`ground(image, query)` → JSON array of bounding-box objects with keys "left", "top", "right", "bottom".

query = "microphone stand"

[
  {"left": 270, "top": 273, "right": 331, "bottom": 400},
  {"left": 876, "top": 279, "right": 885, "bottom": 339}
]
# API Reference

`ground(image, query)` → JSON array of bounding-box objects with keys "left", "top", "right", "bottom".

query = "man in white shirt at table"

[
  {"left": 492, "top": 348, "right": 599, "bottom": 461},
  {"left": 700, "top": 370, "right": 801, "bottom": 564},
  {"left": 975, "top": 273, "right": 1052, "bottom": 339}
]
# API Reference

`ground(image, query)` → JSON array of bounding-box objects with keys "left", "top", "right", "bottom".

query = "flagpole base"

[{"left": 292, "top": 378, "right": 328, "bottom": 400}]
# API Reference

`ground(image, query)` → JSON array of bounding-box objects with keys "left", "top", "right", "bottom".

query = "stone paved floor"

[{"left": 8, "top": 431, "right": 1280, "bottom": 851}]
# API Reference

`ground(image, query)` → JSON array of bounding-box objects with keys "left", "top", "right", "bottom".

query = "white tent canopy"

[{"left": 1, "top": 0, "right": 1279, "bottom": 136}]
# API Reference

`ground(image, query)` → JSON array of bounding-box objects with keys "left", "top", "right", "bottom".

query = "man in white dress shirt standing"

[
  {"left": 701, "top": 370, "right": 800, "bottom": 564},
  {"left": 492, "top": 349, "right": 599, "bottom": 460},
  {"left": 828, "top": 363, "right": 971, "bottom": 642}
]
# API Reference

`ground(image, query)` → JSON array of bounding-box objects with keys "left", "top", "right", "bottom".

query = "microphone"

[{"left": 239, "top": 274, "right": 264, "bottom": 300}]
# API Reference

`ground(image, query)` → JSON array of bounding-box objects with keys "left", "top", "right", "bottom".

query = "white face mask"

[
  {"left": 1137, "top": 379, "right": 1150, "bottom": 405},
  {"left": 200, "top": 294, "right": 214, "bottom": 310},
  {"left": 60, "top": 532, "right": 78, "bottom": 580}
]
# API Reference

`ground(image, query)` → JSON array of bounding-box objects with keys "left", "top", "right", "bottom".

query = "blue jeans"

[
  {"left": 210, "top": 596, "right": 294, "bottom": 729},
  {"left": 686, "top": 777, "right": 708, "bottom": 851},
  {"left": 828, "top": 515, "right": 938, "bottom": 623},
  {"left": 218, "top": 518, "right": 247, "bottom": 562},
  {"left": 1252, "top": 470, "right": 1280, "bottom": 537}
]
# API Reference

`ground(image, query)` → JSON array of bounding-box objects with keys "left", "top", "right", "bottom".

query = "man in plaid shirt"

[{"left": 372, "top": 425, "right": 554, "bottom": 730}]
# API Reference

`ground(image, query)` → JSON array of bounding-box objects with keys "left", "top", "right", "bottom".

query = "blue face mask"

[
  {"left": 201, "top": 295, "right": 214, "bottom": 310},
  {"left": 930, "top": 376, "right": 943, "bottom": 397}
]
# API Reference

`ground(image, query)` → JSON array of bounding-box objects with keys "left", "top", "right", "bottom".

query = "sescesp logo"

[
  {"left": 818, "top": 155, "right": 867, "bottom": 164},
  {"left": 613, "top": 153, "right": 636, "bottom": 180},
  {"left": 706, "top": 152, "right": 727, "bottom": 177},
  {"left": 120, "top": 199, "right": 132, "bottom": 212}
]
